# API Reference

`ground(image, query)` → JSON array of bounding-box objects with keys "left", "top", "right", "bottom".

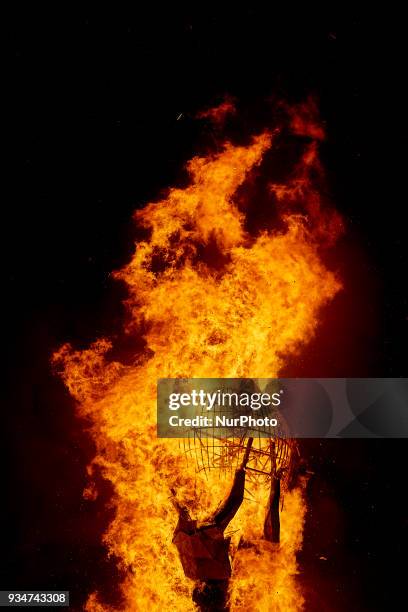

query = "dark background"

[{"left": 5, "top": 7, "right": 407, "bottom": 611}]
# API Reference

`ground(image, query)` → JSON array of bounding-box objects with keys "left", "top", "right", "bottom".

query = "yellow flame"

[{"left": 53, "top": 106, "right": 341, "bottom": 611}]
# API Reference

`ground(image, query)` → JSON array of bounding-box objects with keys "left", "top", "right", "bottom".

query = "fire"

[
  {"left": 53, "top": 101, "right": 342, "bottom": 611},
  {"left": 196, "top": 96, "right": 236, "bottom": 126}
]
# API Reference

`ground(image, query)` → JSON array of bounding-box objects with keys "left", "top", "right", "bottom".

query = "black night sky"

[{"left": 5, "top": 7, "right": 408, "bottom": 611}]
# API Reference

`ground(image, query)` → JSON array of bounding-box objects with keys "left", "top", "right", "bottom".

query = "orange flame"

[
  {"left": 196, "top": 96, "right": 236, "bottom": 125},
  {"left": 53, "top": 102, "right": 342, "bottom": 611}
]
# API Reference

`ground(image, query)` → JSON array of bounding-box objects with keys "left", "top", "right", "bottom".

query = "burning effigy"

[{"left": 53, "top": 99, "right": 342, "bottom": 611}]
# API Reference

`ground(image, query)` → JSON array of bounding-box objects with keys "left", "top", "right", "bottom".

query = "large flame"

[{"left": 53, "top": 102, "right": 342, "bottom": 611}]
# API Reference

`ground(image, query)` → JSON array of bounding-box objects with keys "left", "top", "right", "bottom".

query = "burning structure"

[
  {"left": 173, "top": 433, "right": 301, "bottom": 611},
  {"left": 53, "top": 99, "right": 342, "bottom": 610}
]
